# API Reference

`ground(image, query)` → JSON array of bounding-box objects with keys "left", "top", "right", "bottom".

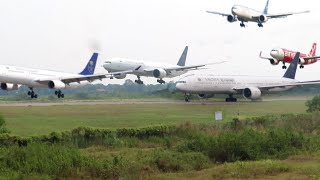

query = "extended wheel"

[
  {"left": 185, "top": 98, "right": 189, "bottom": 102},
  {"left": 61, "top": 94, "right": 65, "bottom": 98}
]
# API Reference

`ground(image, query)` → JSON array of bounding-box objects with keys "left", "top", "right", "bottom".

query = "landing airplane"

[
  {"left": 176, "top": 52, "right": 320, "bottom": 102},
  {"left": 259, "top": 43, "right": 320, "bottom": 69},
  {"left": 206, "top": 0, "right": 309, "bottom": 27},
  {"left": 0, "top": 53, "right": 110, "bottom": 98},
  {"left": 103, "top": 46, "right": 221, "bottom": 84}
]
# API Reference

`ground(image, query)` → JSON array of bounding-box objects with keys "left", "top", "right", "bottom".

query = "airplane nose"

[{"left": 270, "top": 50, "right": 279, "bottom": 58}]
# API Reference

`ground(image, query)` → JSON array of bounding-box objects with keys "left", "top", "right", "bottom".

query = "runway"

[{"left": 0, "top": 97, "right": 309, "bottom": 107}]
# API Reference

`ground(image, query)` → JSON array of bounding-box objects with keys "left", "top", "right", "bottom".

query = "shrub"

[{"left": 306, "top": 95, "right": 320, "bottom": 112}]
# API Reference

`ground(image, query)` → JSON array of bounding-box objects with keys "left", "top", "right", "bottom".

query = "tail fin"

[
  {"left": 308, "top": 43, "right": 317, "bottom": 56},
  {"left": 263, "top": 0, "right": 269, "bottom": 15},
  {"left": 177, "top": 46, "right": 188, "bottom": 66},
  {"left": 79, "top": 53, "right": 98, "bottom": 75},
  {"left": 283, "top": 52, "right": 300, "bottom": 79}
]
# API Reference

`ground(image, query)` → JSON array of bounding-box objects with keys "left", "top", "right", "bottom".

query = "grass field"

[{"left": 0, "top": 99, "right": 307, "bottom": 136}]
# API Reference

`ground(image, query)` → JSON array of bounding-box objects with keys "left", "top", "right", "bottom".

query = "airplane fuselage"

[
  {"left": 231, "top": 5, "right": 265, "bottom": 23},
  {"left": 176, "top": 74, "right": 295, "bottom": 94},
  {"left": 103, "top": 58, "right": 186, "bottom": 78},
  {"left": 270, "top": 48, "right": 317, "bottom": 65},
  {"left": 0, "top": 65, "right": 87, "bottom": 89}
]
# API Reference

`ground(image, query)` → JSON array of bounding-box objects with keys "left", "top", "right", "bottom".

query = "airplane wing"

[
  {"left": 262, "top": 10, "right": 310, "bottom": 19},
  {"left": 34, "top": 70, "right": 136, "bottom": 85},
  {"left": 143, "top": 61, "right": 226, "bottom": 72},
  {"left": 302, "top": 56, "right": 320, "bottom": 60},
  {"left": 259, "top": 51, "right": 274, "bottom": 61},
  {"left": 206, "top": 10, "right": 230, "bottom": 17}
]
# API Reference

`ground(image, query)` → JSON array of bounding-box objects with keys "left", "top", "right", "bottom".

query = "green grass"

[{"left": 0, "top": 100, "right": 307, "bottom": 137}]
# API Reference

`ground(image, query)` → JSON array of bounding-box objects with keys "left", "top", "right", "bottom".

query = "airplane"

[
  {"left": 176, "top": 52, "right": 320, "bottom": 102},
  {"left": 103, "top": 46, "right": 221, "bottom": 84},
  {"left": 0, "top": 53, "right": 110, "bottom": 98},
  {"left": 206, "top": 0, "right": 309, "bottom": 27},
  {"left": 259, "top": 43, "right": 320, "bottom": 69}
]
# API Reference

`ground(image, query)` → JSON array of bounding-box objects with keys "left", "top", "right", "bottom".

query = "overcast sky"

[{"left": 0, "top": 0, "right": 318, "bottom": 84}]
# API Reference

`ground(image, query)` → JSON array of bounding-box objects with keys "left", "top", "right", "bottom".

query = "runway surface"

[{"left": 0, "top": 97, "right": 309, "bottom": 107}]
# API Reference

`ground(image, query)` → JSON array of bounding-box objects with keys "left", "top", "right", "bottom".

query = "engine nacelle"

[
  {"left": 299, "top": 58, "right": 305, "bottom": 64},
  {"left": 243, "top": 87, "right": 262, "bottom": 100},
  {"left": 270, "top": 59, "right": 279, "bottom": 65},
  {"left": 153, "top": 69, "right": 167, "bottom": 78},
  {"left": 48, "top": 80, "right": 66, "bottom": 89},
  {"left": 198, "top": 94, "right": 214, "bottom": 99},
  {"left": 227, "top": 15, "right": 237, "bottom": 22},
  {"left": 114, "top": 73, "right": 126, "bottom": 79},
  {"left": 259, "top": 15, "right": 268, "bottom": 23},
  {"left": 0, "top": 83, "right": 18, "bottom": 91}
]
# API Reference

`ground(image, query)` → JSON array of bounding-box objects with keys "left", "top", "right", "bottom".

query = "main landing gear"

[
  {"left": 55, "top": 90, "right": 64, "bottom": 98},
  {"left": 184, "top": 93, "right": 190, "bottom": 102},
  {"left": 157, "top": 79, "right": 165, "bottom": 84},
  {"left": 282, "top": 62, "right": 287, "bottom": 69},
  {"left": 225, "top": 94, "right": 237, "bottom": 102},
  {"left": 300, "top": 65, "right": 304, "bottom": 69},
  {"left": 240, "top": 21, "right": 245, "bottom": 28},
  {"left": 27, "top": 88, "right": 38, "bottom": 99},
  {"left": 134, "top": 76, "right": 144, "bottom": 84},
  {"left": 258, "top": 23, "right": 263, "bottom": 27}
]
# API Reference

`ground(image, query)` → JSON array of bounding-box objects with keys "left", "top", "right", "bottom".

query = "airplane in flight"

[
  {"left": 0, "top": 53, "right": 110, "bottom": 98},
  {"left": 259, "top": 43, "right": 320, "bottom": 69},
  {"left": 206, "top": 0, "right": 309, "bottom": 27},
  {"left": 176, "top": 52, "right": 320, "bottom": 102},
  {"left": 103, "top": 46, "right": 221, "bottom": 84}
]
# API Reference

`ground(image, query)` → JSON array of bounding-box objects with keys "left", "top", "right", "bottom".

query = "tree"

[{"left": 305, "top": 95, "right": 320, "bottom": 112}]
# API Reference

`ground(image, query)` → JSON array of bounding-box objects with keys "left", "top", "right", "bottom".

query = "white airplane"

[
  {"left": 0, "top": 53, "right": 110, "bottom": 98},
  {"left": 206, "top": 0, "right": 309, "bottom": 27},
  {"left": 103, "top": 46, "right": 220, "bottom": 84},
  {"left": 176, "top": 52, "right": 320, "bottom": 102}
]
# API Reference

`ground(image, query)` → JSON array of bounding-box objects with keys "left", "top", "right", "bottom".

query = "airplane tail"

[
  {"left": 283, "top": 52, "right": 300, "bottom": 79},
  {"left": 308, "top": 43, "right": 317, "bottom": 56},
  {"left": 177, "top": 46, "right": 188, "bottom": 66},
  {"left": 263, "top": 0, "right": 270, "bottom": 15},
  {"left": 79, "top": 53, "right": 99, "bottom": 75}
]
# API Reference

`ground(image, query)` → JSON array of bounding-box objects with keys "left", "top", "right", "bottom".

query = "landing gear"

[
  {"left": 225, "top": 94, "right": 237, "bottom": 102},
  {"left": 300, "top": 65, "right": 304, "bottom": 69},
  {"left": 55, "top": 90, "right": 64, "bottom": 98},
  {"left": 282, "top": 62, "right": 287, "bottom": 69},
  {"left": 258, "top": 23, "right": 263, "bottom": 27},
  {"left": 184, "top": 93, "right": 190, "bottom": 102},
  {"left": 240, "top": 21, "right": 245, "bottom": 28},
  {"left": 134, "top": 76, "right": 144, "bottom": 84},
  {"left": 157, "top": 79, "right": 165, "bottom": 84},
  {"left": 27, "top": 88, "right": 38, "bottom": 99}
]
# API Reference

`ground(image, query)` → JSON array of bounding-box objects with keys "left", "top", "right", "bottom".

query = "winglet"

[
  {"left": 263, "top": 0, "right": 269, "bottom": 15},
  {"left": 283, "top": 52, "right": 300, "bottom": 79},
  {"left": 79, "top": 53, "right": 98, "bottom": 75},
  {"left": 177, "top": 46, "right": 188, "bottom": 66}
]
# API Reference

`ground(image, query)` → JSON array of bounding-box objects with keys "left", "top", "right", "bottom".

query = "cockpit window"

[
  {"left": 105, "top": 61, "right": 111, "bottom": 64},
  {"left": 176, "top": 81, "right": 186, "bottom": 84}
]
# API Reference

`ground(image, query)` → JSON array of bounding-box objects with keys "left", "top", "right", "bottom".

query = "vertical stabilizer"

[
  {"left": 177, "top": 46, "right": 188, "bottom": 66},
  {"left": 79, "top": 53, "right": 99, "bottom": 75},
  {"left": 263, "top": 0, "right": 270, "bottom": 15},
  {"left": 283, "top": 52, "right": 300, "bottom": 79},
  {"left": 308, "top": 43, "right": 317, "bottom": 56}
]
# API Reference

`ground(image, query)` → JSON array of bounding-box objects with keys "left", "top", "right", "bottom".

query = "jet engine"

[
  {"left": 114, "top": 73, "right": 126, "bottom": 79},
  {"left": 198, "top": 94, "right": 214, "bottom": 99},
  {"left": 270, "top": 59, "right": 279, "bottom": 65},
  {"left": 243, "top": 87, "right": 261, "bottom": 99},
  {"left": 0, "top": 83, "right": 18, "bottom": 91},
  {"left": 299, "top": 58, "right": 305, "bottom": 64},
  {"left": 259, "top": 15, "right": 268, "bottom": 23},
  {"left": 227, "top": 15, "right": 237, "bottom": 22},
  {"left": 48, "top": 80, "right": 66, "bottom": 89},
  {"left": 153, "top": 69, "right": 167, "bottom": 78}
]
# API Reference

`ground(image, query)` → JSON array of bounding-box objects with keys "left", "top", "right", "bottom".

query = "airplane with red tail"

[{"left": 259, "top": 43, "right": 320, "bottom": 69}]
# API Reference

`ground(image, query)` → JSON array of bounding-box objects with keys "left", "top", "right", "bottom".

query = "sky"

[{"left": 0, "top": 0, "right": 318, "bottom": 84}]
